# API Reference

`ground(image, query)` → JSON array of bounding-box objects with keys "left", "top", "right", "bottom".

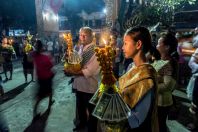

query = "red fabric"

[{"left": 33, "top": 53, "right": 54, "bottom": 79}]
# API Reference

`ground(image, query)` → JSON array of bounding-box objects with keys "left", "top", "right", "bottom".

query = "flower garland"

[{"left": 94, "top": 44, "right": 119, "bottom": 95}]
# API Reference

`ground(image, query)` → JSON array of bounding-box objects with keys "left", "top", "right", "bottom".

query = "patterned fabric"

[
  {"left": 81, "top": 44, "right": 95, "bottom": 66},
  {"left": 153, "top": 60, "right": 176, "bottom": 107},
  {"left": 151, "top": 60, "right": 169, "bottom": 72},
  {"left": 119, "top": 64, "right": 157, "bottom": 108},
  {"left": 119, "top": 63, "right": 158, "bottom": 132}
]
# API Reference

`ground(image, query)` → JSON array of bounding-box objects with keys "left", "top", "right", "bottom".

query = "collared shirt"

[{"left": 73, "top": 43, "right": 100, "bottom": 93}]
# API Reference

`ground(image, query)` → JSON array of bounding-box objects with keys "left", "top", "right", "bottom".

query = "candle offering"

[{"left": 63, "top": 33, "right": 82, "bottom": 73}]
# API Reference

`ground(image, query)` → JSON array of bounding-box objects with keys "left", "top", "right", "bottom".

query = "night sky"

[
  {"left": 0, "top": 0, "right": 36, "bottom": 30},
  {"left": 0, "top": 0, "right": 105, "bottom": 30}
]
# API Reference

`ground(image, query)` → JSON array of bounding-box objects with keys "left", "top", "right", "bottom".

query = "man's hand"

[
  {"left": 64, "top": 68, "right": 75, "bottom": 76},
  {"left": 64, "top": 67, "right": 83, "bottom": 76}
]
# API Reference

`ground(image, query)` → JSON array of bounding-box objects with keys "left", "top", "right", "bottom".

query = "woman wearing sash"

[{"left": 119, "top": 26, "right": 159, "bottom": 132}]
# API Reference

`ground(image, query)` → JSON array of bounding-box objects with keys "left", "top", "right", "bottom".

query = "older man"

[{"left": 65, "top": 27, "right": 100, "bottom": 132}]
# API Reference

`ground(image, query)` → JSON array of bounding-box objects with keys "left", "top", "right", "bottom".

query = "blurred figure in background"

[
  {"left": 22, "top": 38, "right": 34, "bottom": 83},
  {"left": 46, "top": 38, "right": 54, "bottom": 56},
  {"left": 0, "top": 76, "right": 9, "bottom": 132},
  {"left": 32, "top": 40, "right": 55, "bottom": 118},
  {"left": 176, "top": 33, "right": 186, "bottom": 85},
  {"left": 1, "top": 38, "right": 15, "bottom": 81},
  {"left": 186, "top": 27, "right": 198, "bottom": 131},
  {"left": 192, "top": 27, "right": 198, "bottom": 45},
  {"left": 54, "top": 39, "right": 60, "bottom": 64},
  {"left": 156, "top": 33, "right": 179, "bottom": 132}
]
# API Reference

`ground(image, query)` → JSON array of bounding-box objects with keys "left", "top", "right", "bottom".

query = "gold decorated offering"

[
  {"left": 22, "top": 32, "right": 33, "bottom": 54},
  {"left": 2, "top": 38, "right": 15, "bottom": 53},
  {"left": 24, "top": 43, "right": 33, "bottom": 53},
  {"left": 62, "top": 33, "right": 82, "bottom": 73},
  {"left": 95, "top": 45, "right": 117, "bottom": 86},
  {"left": 63, "top": 33, "right": 73, "bottom": 56},
  {"left": 63, "top": 57, "right": 82, "bottom": 73},
  {"left": 90, "top": 37, "right": 130, "bottom": 124}
]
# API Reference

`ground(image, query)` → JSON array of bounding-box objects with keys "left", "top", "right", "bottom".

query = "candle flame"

[{"left": 102, "top": 38, "right": 107, "bottom": 45}]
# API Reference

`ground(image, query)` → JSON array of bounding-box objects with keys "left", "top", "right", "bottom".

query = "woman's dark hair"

[
  {"left": 160, "top": 33, "right": 179, "bottom": 80},
  {"left": 35, "top": 40, "right": 43, "bottom": 53},
  {"left": 150, "top": 45, "right": 161, "bottom": 60},
  {"left": 125, "top": 26, "right": 152, "bottom": 53},
  {"left": 160, "top": 33, "right": 179, "bottom": 61}
]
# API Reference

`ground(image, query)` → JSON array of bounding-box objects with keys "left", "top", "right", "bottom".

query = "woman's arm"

[{"left": 128, "top": 89, "right": 153, "bottom": 128}]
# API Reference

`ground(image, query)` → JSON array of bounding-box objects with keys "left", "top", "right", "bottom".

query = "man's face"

[{"left": 79, "top": 30, "right": 93, "bottom": 45}]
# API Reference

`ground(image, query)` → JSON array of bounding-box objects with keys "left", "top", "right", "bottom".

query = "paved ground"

[
  {"left": 0, "top": 60, "right": 195, "bottom": 132},
  {"left": 0, "top": 61, "right": 75, "bottom": 132}
]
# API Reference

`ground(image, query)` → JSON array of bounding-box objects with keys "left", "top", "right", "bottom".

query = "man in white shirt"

[
  {"left": 65, "top": 27, "right": 100, "bottom": 132},
  {"left": 46, "top": 39, "right": 54, "bottom": 56}
]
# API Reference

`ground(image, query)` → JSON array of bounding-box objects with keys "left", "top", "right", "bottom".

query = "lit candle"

[{"left": 102, "top": 38, "right": 107, "bottom": 45}]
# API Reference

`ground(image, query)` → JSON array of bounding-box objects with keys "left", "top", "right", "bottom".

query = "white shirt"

[
  {"left": 73, "top": 43, "right": 100, "bottom": 93},
  {"left": 47, "top": 41, "right": 53, "bottom": 51}
]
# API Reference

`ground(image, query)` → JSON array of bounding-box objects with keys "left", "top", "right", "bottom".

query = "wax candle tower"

[
  {"left": 89, "top": 37, "right": 130, "bottom": 131},
  {"left": 62, "top": 33, "right": 82, "bottom": 72}
]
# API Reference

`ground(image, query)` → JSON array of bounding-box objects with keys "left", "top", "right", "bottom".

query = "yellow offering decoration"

[
  {"left": 62, "top": 33, "right": 82, "bottom": 73},
  {"left": 90, "top": 37, "right": 130, "bottom": 132},
  {"left": 24, "top": 43, "right": 33, "bottom": 53},
  {"left": 27, "top": 31, "right": 33, "bottom": 42},
  {"left": 2, "top": 39, "right": 15, "bottom": 53},
  {"left": 94, "top": 45, "right": 118, "bottom": 94}
]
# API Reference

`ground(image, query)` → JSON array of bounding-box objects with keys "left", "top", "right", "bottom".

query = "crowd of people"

[{"left": 0, "top": 25, "right": 198, "bottom": 132}]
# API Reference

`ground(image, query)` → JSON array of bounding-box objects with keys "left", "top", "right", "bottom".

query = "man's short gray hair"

[{"left": 79, "top": 27, "right": 93, "bottom": 36}]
